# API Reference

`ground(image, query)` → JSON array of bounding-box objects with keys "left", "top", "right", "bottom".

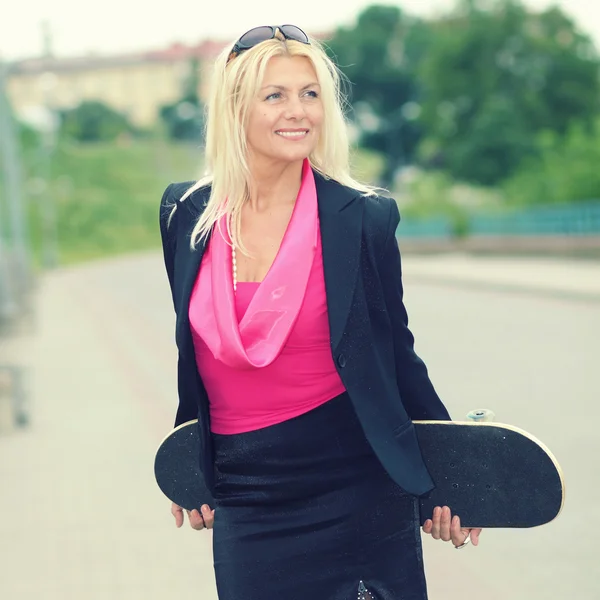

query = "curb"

[{"left": 402, "top": 272, "right": 600, "bottom": 304}]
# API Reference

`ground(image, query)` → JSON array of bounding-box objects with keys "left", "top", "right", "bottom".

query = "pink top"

[
  {"left": 189, "top": 160, "right": 319, "bottom": 371},
  {"left": 189, "top": 233, "right": 346, "bottom": 434}
]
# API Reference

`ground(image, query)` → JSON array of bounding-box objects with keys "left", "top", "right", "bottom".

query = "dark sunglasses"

[{"left": 227, "top": 25, "right": 310, "bottom": 63}]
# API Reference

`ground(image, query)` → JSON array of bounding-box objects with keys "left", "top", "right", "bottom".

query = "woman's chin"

[{"left": 273, "top": 146, "right": 315, "bottom": 164}]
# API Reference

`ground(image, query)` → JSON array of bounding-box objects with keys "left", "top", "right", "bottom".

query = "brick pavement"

[
  {"left": 0, "top": 269, "right": 217, "bottom": 600},
  {"left": 2, "top": 251, "right": 596, "bottom": 599}
]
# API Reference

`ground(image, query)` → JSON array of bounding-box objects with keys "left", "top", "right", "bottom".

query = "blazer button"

[{"left": 337, "top": 353, "right": 347, "bottom": 368}]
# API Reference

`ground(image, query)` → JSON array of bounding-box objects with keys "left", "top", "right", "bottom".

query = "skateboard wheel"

[{"left": 466, "top": 409, "right": 496, "bottom": 422}]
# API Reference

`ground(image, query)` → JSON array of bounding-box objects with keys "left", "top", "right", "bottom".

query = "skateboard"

[{"left": 154, "top": 410, "right": 564, "bottom": 529}]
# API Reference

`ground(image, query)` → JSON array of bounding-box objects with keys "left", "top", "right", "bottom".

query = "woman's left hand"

[{"left": 422, "top": 505, "right": 482, "bottom": 548}]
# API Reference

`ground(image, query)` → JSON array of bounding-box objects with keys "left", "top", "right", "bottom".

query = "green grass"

[
  {"left": 6, "top": 139, "right": 385, "bottom": 266},
  {"left": 26, "top": 139, "right": 202, "bottom": 264}
]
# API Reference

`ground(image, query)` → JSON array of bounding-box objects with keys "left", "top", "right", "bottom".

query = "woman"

[{"left": 159, "top": 24, "right": 481, "bottom": 600}]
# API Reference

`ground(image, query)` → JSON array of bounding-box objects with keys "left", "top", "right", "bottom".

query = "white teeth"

[{"left": 276, "top": 131, "right": 308, "bottom": 137}]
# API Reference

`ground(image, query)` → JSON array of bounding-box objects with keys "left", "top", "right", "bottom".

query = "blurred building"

[{"left": 4, "top": 40, "right": 227, "bottom": 128}]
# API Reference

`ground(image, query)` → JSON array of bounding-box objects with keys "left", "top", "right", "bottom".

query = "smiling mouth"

[{"left": 275, "top": 130, "right": 309, "bottom": 138}]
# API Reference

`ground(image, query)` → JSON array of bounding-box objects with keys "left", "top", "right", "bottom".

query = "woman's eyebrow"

[{"left": 260, "top": 82, "right": 321, "bottom": 91}]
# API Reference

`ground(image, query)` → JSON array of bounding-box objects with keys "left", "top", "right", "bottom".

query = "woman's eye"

[
  {"left": 266, "top": 92, "right": 282, "bottom": 101},
  {"left": 305, "top": 90, "right": 319, "bottom": 98}
]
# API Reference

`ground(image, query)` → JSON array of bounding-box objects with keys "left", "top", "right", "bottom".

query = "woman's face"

[{"left": 246, "top": 55, "right": 323, "bottom": 168}]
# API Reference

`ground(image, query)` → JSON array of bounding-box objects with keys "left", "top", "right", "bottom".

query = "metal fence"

[
  {"left": 0, "top": 61, "right": 34, "bottom": 333},
  {"left": 399, "top": 201, "right": 600, "bottom": 239}
]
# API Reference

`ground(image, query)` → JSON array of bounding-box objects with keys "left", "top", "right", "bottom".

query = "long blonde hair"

[{"left": 176, "top": 29, "right": 379, "bottom": 250}]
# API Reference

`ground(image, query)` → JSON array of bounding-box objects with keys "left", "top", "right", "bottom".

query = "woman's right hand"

[{"left": 171, "top": 502, "right": 215, "bottom": 530}]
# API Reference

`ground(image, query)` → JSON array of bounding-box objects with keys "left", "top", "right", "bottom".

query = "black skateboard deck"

[{"left": 154, "top": 419, "right": 564, "bottom": 529}]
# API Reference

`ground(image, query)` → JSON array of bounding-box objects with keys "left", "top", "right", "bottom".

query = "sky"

[{"left": 1, "top": 0, "right": 599, "bottom": 61}]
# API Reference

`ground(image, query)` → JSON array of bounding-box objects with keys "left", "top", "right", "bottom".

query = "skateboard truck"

[{"left": 466, "top": 409, "right": 495, "bottom": 423}]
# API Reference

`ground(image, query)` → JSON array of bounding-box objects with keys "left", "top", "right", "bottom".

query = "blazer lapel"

[
  {"left": 174, "top": 191, "right": 210, "bottom": 355},
  {"left": 314, "top": 172, "right": 364, "bottom": 353},
  {"left": 175, "top": 175, "right": 363, "bottom": 357}
]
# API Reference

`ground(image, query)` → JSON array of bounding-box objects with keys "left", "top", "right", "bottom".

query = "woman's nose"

[{"left": 284, "top": 97, "right": 307, "bottom": 120}]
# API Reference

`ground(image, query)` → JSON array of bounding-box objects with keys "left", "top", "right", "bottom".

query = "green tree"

[
  {"left": 60, "top": 101, "right": 133, "bottom": 142},
  {"left": 417, "top": 0, "right": 600, "bottom": 185},
  {"left": 160, "top": 57, "right": 205, "bottom": 142},
  {"left": 327, "top": 5, "right": 431, "bottom": 186},
  {"left": 503, "top": 118, "right": 600, "bottom": 205}
]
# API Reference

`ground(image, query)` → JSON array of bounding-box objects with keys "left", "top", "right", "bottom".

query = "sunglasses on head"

[{"left": 227, "top": 25, "right": 310, "bottom": 63}]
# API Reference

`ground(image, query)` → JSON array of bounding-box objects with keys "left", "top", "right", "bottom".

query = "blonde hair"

[{"left": 176, "top": 29, "right": 379, "bottom": 251}]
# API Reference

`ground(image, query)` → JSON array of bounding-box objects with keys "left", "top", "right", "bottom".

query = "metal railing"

[{"left": 399, "top": 201, "right": 600, "bottom": 239}]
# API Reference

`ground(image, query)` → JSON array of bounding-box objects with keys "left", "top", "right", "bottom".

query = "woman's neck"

[{"left": 246, "top": 159, "right": 304, "bottom": 212}]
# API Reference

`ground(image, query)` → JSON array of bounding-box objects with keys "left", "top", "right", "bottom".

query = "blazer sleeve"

[
  {"left": 159, "top": 184, "right": 199, "bottom": 427},
  {"left": 159, "top": 184, "right": 177, "bottom": 310},
  {"left": 379, "top": 198, "right": 451, "bottom": 421}
]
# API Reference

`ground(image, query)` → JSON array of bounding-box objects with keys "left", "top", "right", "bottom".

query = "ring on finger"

[{"left": 454, "top": 533, "right": 471, "bottom": 550}]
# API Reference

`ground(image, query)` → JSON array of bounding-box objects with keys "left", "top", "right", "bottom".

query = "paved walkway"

[
  {"left": 0, "top": 251, "right": 596, "bottom": 599},
  {"left": 401, "top": 253, "right": 600, "bottom": 301},
  {"left": 0, "top": 264, "right": 217, "bottom": 600}
]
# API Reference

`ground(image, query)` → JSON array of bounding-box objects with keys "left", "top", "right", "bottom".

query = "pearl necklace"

[{"left": 232, "top": 244, "right": 237, "bottom": 294}]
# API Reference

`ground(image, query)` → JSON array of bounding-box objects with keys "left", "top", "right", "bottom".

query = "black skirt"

[{"left": 211, "top": 393, "right": 428, "bottom": 600}]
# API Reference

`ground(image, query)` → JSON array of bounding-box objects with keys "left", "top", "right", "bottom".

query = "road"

[{"left": 0, "top": 251, "right": 598, "bottom": 600}]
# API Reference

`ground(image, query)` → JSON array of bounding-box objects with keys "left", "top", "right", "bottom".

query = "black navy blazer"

[{"left": 159, "top": 171, "right": 451, "bottom": 498}]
